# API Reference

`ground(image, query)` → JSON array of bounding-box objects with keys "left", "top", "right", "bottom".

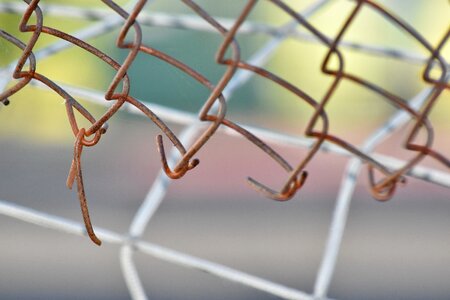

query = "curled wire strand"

[
  {"left": 10, "top": 0, "right": 192, "bottom": 244},
  {"left": 228, "top": 0, "right": 329, "bottom": 201},
  {"left": 182, "top": 0, "right": 310, "bottom": 200},
  {"left": 99, "top": 0, "right": 208, "bottom": 179},
  {"left": 213, "top": 0, "right": 392, "bottom": 200},
  {"left": 16, "top": 0, "right": 107, "bottom": 244},
  {"left": 72, "top": 128, "right": 102, "bottom": 246},
  {"left": 133, "top": 2, "right": 293, "bottom": 181},
  {"left": 100, "top": 0, "right": 194, "bottom": 179},
  {"left": 0, "top": 29, "right": 34, "bottom": 106},
  {"left": 270, "top": 0, "right": 403, "bottom": 200},
  {"left": 100, "top": 0, "right": 230, "bottom": 180},
  {"left": 412, "top": 27, "right": 450, "bottom": 167},
  {"left": 327, "top": 0, "right": 448, "bottom": 199},
  {"left": 312, "top": 0, "right": 408, "bottom": 200},
  {"left": 0, "top": 0, "right": 41, "bottom": 105},
  {"left": 115, "top": 0, "right": 293, "bottom": 182}
]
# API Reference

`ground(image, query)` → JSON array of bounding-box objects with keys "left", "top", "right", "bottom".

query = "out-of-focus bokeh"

[{"left": 0, "top": 1, "right": 449, "bottom": 299}]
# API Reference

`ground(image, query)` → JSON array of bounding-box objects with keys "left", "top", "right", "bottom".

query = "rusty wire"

[{"left": 0, "top": 0, "right": 449, "bottom": 245}]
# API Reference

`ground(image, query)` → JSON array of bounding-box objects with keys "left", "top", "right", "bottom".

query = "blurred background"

[{"left": 0, "top": 0, "right": 449, "bottom": 299}]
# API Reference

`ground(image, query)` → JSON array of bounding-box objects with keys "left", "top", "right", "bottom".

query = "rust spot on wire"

[{"left": 0, "top": 0, "right": 448, "bottom": 244}]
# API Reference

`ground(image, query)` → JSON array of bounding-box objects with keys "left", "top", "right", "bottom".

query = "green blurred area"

[{"left": 0, "top": 0, "right": 448, "bottom": 143}]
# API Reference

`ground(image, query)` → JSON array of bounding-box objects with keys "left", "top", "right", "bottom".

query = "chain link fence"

[{"left": 0, "top": 1, "right": 449, "bottom": 299}]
